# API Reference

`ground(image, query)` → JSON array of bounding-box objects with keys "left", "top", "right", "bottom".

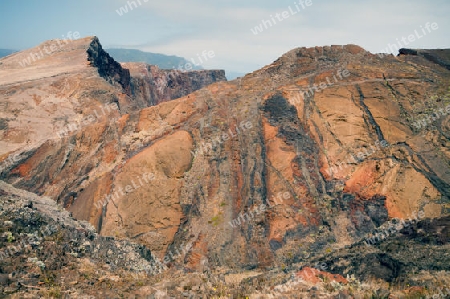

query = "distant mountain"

[
  {"left": 106, "top": 48, "right": 202, "bottom": 70},
  {"left": 0, "top": 49, "right": 17, "bottom": 58}
]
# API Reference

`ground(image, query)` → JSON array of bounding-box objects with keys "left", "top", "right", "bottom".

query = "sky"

[{"left": 0, "top": 0, "right": 449, "bottom": 76}]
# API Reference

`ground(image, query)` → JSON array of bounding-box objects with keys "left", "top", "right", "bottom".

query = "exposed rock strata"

[{"left": 1, "top": 39, "right": 449, "bottom": 297}]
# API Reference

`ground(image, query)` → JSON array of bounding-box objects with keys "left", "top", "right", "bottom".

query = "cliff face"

[
  {"left": 124, "top": 62, "right": 226, "bottom": 107},
  {"left": 399, "top": 47, "right": 450, "bottom": 70},
  {"left": 1, "top": 38, "right": 450, "bottom": 297}
]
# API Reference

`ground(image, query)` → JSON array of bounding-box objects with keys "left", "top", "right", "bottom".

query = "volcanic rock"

[{"left": 1, "top": 38, "right": 450, "bottom": 297}]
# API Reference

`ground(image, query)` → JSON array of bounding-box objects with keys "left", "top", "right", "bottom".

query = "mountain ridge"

[{"left": 0, "top": 37, "right": 449, "bottom": 297}]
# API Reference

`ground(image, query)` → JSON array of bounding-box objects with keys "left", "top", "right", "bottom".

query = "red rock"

[{"left": 296, "top": 267, "right": 348, "bottom": 284}]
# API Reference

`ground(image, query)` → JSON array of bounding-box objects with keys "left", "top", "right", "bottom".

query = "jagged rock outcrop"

[
  {"left": 1, "top": 38, "right": 450, "bottom": 297},
  {"left": 87, "top": 37, "right": 131, "bottom": 91}
]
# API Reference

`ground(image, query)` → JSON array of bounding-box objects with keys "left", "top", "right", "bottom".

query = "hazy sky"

[{"left": 1, "top": 0, "right": 449, "bottom": 75}]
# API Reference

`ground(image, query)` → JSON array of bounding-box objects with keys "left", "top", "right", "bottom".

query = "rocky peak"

[
  {"left": 86, "top": 36, "right": 131, "bottom": 92},
  {"left": 0, "top": 36, "right": 226, "bottom": 160}
]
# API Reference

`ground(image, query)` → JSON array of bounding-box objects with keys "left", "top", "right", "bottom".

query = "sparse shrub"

[
  {"left": 210, "top": 215, "right": 221, "bottom": 226},
  {"left": 47, "top": 286, "right": 62, "bottom": 298},
  {"left": 6, "top": 231, "right": 14, "bottom": 243}
]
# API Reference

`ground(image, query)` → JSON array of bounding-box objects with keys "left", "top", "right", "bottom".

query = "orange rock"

[
  {"left": 1, "top": 38, "right": 448, "bottom": 274},
  {"left": 296, "top": 267, "right": 348, "bottom": 284}
]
